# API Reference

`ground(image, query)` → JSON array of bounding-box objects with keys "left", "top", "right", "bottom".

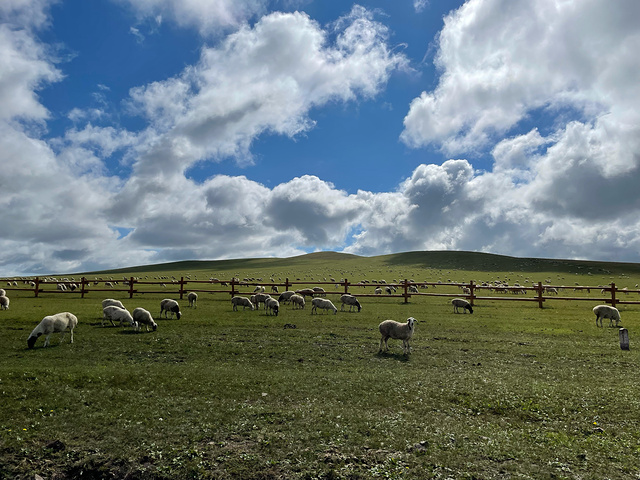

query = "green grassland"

[{"left": 2, "top": 251, "right": 640, "bottom": 479}]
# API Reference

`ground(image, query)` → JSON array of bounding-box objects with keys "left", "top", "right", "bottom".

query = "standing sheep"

[
  {"left": 102, "top": 306, "right": 136, "bottom": 328},
  {"left": 0, "top": 295, "right": 9, "bottom": 310},
  {"left": 132, "top": 307, "right": 158, "bottom": 332},
  {"left": 102, "top": 298, "right": 125, "bottom": 310},
  {"left": 232, "top": 296, "right": 255, "bottom": 311},
  {"left": 311, "top": 298, "right": 338, "bottom": 315},
  {"left": 451, "top": 298, "right": 473, "bottom": 314},
  {"left": 378, "top": 317, "right": 416, "bottom": 355},
  {"left": 27, "top": 312, "right": 78, "bottom": 348},
  {"left": 160, "top": 299, "right": 181, "bottom": 319},
  {"left": 593, "top": 305, "right": 621, "bottom": 327},
  {"left": 340, "top": 294, "right": 361, "bottom": 312},
  {"left": 252, "top": 293, "right": 271, "bottom": 310},
  {"left": 265, "top": 298, "right": 280, "bottom": 316},
  {"left": 290, "top": 294, "right": 306, "bottom": 309},
  {"left": 188, "top": 292, "right": 198, "bottom": 308}
]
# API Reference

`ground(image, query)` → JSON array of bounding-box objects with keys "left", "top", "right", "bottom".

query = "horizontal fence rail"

[{"left": 1, "top": 276, "right": 636, "bottom": 309}]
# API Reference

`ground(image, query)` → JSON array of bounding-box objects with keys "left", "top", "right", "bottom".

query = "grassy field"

[{"left": 2, "top": 251, "right": 640, "bottom": 479}]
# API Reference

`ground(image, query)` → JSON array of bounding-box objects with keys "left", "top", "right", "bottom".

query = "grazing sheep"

[
  {"left": 0, "top": 289, "right": 5, "bottom": 296},
  {"left": 187, "top": 292, "right": 198, "bottom": 308},
  {"left": 378, "top": 317, "right": 416, "bottom": 355},
  {"left": 290, "top": 294, "right": 306, "bottom": 309},
  {"left": 253, "top": 285, "right": 265, "bottom": 293},
  {"left": 593, "top": 305, "right": 621, "bottom": 327},
  {"left": 271, "top": 285, "right": 279, "bottom": 293},
  {"left": 278, "top": 291, "right": 296, "bottom": 303},
  {"left": 295, "top": 288, "right": 316, "bottom": 298},
  {"left": 132, "top": 307, "right": 157, "bottom": 332},
  {"left": 312, "top": 287, "right": 326, "bottom": 297},
  {"left": 0, "top": 295, "right": 9, "bottom": 310},
  {"left": 160, "top": 299, "right": 181, "bottom": 319},
  {"left": 451, "top": 298, "right": 473, "bottom": 314},
  {"left": 102, "top": 298, "right": 125, "bottom": 310},
  {"left": 232, "top": 296, "right": 255, "bottom": 311},
  {"left": 27, "top": 312, "right": 78, "bottom": 348},
  {"left": 266, "top": 298, "right": 280, "bottom": 316},
  {"left": 374, "top": 287, "right": 382, "bottom": 295},
  {"left": 102, "top": 306, "right": 136, "bottom": 328},
  {"left": 340, "top": 294, "right": 361, "bottom": 312},
  {"left": 311, "top": 298, "right": 338, "bottom": 315},
  {"left": 252, "top": 293, "right": 271, "bottom": 309}
]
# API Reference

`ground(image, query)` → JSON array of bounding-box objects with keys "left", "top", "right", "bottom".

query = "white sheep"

[
  {"left": 0, "top": 295, "right": 9, "bottom": 310},
  {"left": 290, "top": 294, "right": 306, "bottom": 309},
  {"left": 265, "top": 298, "right": 280, "bottom": 316},
  {"left": 160, "top": 299, "right": 181, "bottom": 319},
  {"left": 102, "top": 306, "right": 136, "bottom": 329},
  {"left": 232, "top": 296, "right": 255, "bottom": 311},
  {"left": 102, "top": 298, "right": 125, "bottom": 310},
  {"left": 132, "top": 307, "right": 157, "bottom": 332},
  {"left": 311, "top": 298, "right": 337, "bottom": 315},
  {"left": 340, "top": 294, "right": 361, "bottom": 312},
  {"left": 187, "top": 292, "right": 198, "bottom": 308},
  {"left": 451, "top": 298, "right": 473, "bottom": 314},
  {"left": 253, "top": 285, "right": 265, "bottom": 293},
  {"left": 0, "top": 288, "right": 5, "bottom": 296},
  {"left": 312, "top": 287, "right": 326, "bottom": 297},
  {"left": 374, "top": 287, "right": 382, "bottom": 295},
  {"left": 278, "top": 291, "right": 296, "bottom": 303},
  {"left": 252, "top": 293, "right": 271, "bottom": 310},
  {"left": 27, "top": 312, "right": 78, "bottom": 348},
  {"left": 378, "top": 317, "right": 416, "bottom": 355},
  {"left": 593, "top": 304, "right": 621, "bottom": 327}
]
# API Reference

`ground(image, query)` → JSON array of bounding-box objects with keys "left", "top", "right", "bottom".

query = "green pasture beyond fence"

[{"left": 2, "top": 277, "right": 639, "bottom": 309}]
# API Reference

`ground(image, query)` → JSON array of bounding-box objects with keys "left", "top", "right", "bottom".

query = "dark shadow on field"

[{"left": 375, "top": 352, "right": 410, "bottom": 362}]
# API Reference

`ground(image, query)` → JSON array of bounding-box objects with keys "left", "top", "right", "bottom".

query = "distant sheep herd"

[{"left": 0, "top": 279, "right": 629, "bottom": 355}]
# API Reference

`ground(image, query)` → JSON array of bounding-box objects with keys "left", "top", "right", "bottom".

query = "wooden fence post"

[
  {"left": 344, "top": 278, "right": 349, "bottom": 295},
  {"left": 610, "top": 282, "right": 617, "bottom": 307},
  {"left": 469, "top": 280, "right": 475, "bottom": 306},
  {"left": 403, "top": 279, "right": 409, "bottom": 304},
  {"left": 179, "top": 277, "right": 185, "bottom": 300},
  {"left": 129, "top": 277, "right": 135, "bottom": 299},
  {"left": 537, "top": 282, "right": 544, "bottom": 308},
  {"left": 80, "top": 277, "right": 86, "bottom": 298},
  {"left": 34, "top": 277, "right": 40, "bottom": 298},
  {"left": 230, "top": 278, "right": 237, "bottom": 298},
  {"left": 285, "top": 278, "right": 290, "bottom": 292}
]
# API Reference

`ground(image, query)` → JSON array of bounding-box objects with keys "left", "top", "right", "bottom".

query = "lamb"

[
  {"left": 0, "top": 295, "right": 9, "bottom": 310},
  {"left": 102, "top": 298, "right": 125, "bottom": 310},
  {"left": 340, "top": 294, "right": 361, "bottom": 312},
  {"left": 265, "top": 298, "right": 280, "bottom": 316},
  {"left": 378, "top": 317, "right": 416, "bottom": 355},
  {"left": 27, "top": 312, "right": 78, "bottom": 348},
  {"left": 160, "top": 299, "right": 181, "bottom": 319},
  {"left": 132, "top": 307, "right": 158, "bottom": 332},
  {"left": 102, "top": 305, "right": 136, "bottom": 328},
  {"left": 232, "top": 296, "right": 255, "bottom": 311},
  {"left": 311, "top": 298, "right": 337, "bottom": 315},
  {"left": 451, "top": 298, "right": 473, "bottom": 314},
  {"left": 187, "top": 292, "right": 198, "bottom": 308},
  {"left": 290, "top": 294, "right": 305, "bottom": 309},
  {"left": 593, "top": 305, "right": 621, "bottom": 327}
]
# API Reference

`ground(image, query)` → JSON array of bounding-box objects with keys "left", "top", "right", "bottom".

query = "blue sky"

[{"left": 1, "top": 0, "right": 640, "bottom": 275}]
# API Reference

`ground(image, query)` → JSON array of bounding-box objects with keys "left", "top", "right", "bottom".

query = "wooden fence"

[{"left": 1, "top": 277, "right": 637, "bottom": 309}]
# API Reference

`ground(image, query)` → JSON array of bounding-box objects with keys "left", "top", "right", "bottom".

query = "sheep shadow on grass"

[{"left": 375, "top": 351, "right": 411, "bottom": 362}]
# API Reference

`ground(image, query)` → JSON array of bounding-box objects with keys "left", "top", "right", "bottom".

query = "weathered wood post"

[
  {"left": 619, "top": 328, "right": 630, "bottom": 350},
  {"left": 179, "top": 277, "right": 185, "bottom": 300},
  {"left": 469, "top": 280, "right": 475, "bottom": 306},
  {"left": 230, "top": 278, "right": 237, "bottom": 298},
  {"left": 129, "top": 277, "right": 135, "bottom": 299},
  {"left": 610, "top": 282, "right": 617, "bottom": 307},
  {"left": 80, "top": 277, "right": 86, "bottom": 298},
  {"left": 34, "top": 277, "right": 40, "bottom": 298},
  {"left": 537, "top": 281, "right": 544, "bottom": 309},
  {"left": 403, "top": 279, "right": 409, "bottom": 304},
  {"left": 344, "top": 278, "right": 349, "bottom": 295}
]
